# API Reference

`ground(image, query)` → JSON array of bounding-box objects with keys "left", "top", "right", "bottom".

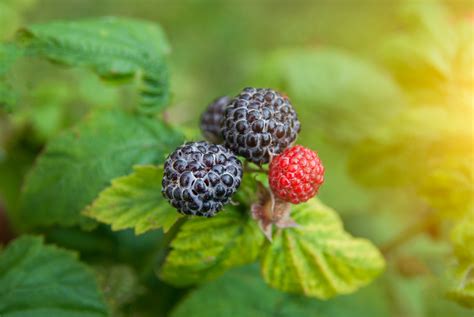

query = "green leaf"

[
  {"left": 19, "top": 109, "right": 183, "bottom": 229},
  {"left": 160, "top": 207, "right": 264, "bottom": 286},
  {"left": 171, "top": 265, "right": 391, "bottom": 317},
  {"left": 84, "top": 165, "right": 181, "bottom": 234},
  {"left": 253, "top": 48, "right": 405, "bottom": 146},
  {"left": 18, "top": 17, "right": 171, "bottom": 114},
  {"left": 0, "top": 235, "right": 108, "bottom": 317},
  {"left": 261, "top": 199, "right": 385, "bottom": 299}
]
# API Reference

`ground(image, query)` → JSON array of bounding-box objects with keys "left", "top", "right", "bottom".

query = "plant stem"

[
  {"left": 243, "top": 161, "right": 268, "bottom": 174},
  {"left": 155, "top": 217, "right": 187, "bottom": 266},
  {"left": 380, "top": 212, "right": 438, "bottom": 256},
  {"left": 140, "top": 217, "right": 187, "bottom": 279},
  {"left": 0, "top": 203, "right": 14, "bottom": 245}
]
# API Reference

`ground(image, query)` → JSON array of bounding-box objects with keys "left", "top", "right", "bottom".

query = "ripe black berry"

[
  {"left": 162, "top": 141, "right": 243, "bottom": 217},
  {"left": 221, "top": 88, "right": 300, "bottom": 165},
  {"left": 200, "top": 96, "right": 231, "bottom": 144}
]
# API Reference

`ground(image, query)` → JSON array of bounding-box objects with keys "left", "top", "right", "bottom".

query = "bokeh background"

[{"left": 0, "top": 0, "right": 473, "bottom": 316}]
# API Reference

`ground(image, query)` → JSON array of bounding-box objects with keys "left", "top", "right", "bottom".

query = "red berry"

[{"left": 269, "top": 145, "right": 324, "bottom": 204}]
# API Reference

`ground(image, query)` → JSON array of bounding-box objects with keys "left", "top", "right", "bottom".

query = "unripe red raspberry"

[{"left": 269, "top": 145, "right": 324, "bottom": 204}]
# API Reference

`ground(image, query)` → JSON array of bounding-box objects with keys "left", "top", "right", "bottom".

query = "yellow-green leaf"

[
  {"left": 451, "top": 211, "right": 474, "bottom": 261},
  {"left": 261, "top": 199, "right": 385, "bottom": 299},
  {"left": 84, "top": 165, "right": 181, "bottom": 234},
  {"left": 160, "top": 207, "right": 264, "bottom": 286},
  {"left": 447, "top": 260, "right": 474, "bottom": 309}
]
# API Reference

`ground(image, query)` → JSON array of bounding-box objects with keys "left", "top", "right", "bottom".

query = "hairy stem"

[{"left": 140, "top": 217, "right": 187, "bottom": 279}]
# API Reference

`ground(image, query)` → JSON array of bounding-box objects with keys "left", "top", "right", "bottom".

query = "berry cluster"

[
  {"left": 163, "top": 87, "right": 324, "bottom": 217},
  {"left": 162, "top": 141, "right": 242, "bottom": 217}
]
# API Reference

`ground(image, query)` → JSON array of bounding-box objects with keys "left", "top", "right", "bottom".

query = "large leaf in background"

[
  {"left": 261, "top": 199, "right": 385, "bottom": 299},
  {"left": 160, "top": 207, "right": 264, "bottom": 286},
  {"left": 19, "top": 109, "right": 183, "bottom": 229},
  {"left": 18, "top": 17, "right": 171, "bottom": 114},
  {"left": 84, "top": 165, "right": 181, "bottom": 234},
  {"left": 0, "top": 236, "right": 108, "bottom": 317},
  {"left": 253, "top": 48, "right": 405, "bottom": 146},
  {"left": 348, "top": 106, "right": 473, "bottom": 188},
  {"left": 171, "top": 265, "right": 391, "bottom": 317}
]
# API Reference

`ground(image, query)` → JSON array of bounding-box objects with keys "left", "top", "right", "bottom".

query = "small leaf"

[
  {"left": 160, "top": 207, "right": 264, "bottom": 286},
  {"left": 261, "top": 199, "right": 385, "bottom": 299},
  {"left": 84, "top": 165, "right": 181, "bottom": 234},
  {"left": 18, "top": 17, "right": 171, "bottom": 114},
  {"left": 447, "top": 260, "right": 474, "bottom": 309},
  {"left": 0, "top": 235, "right": 108, "bottom": 317},
  {"left": 19, "top": 108, "right": 183, "bottom": 229},
  {"left": 451, "top": 211, "right": 474, "bottom": 261}
]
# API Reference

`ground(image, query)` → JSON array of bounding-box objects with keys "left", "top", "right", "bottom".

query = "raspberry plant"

[
  {"left": 0, "top": 16, "right": 385, "bottom": 315},
  {"left": 0, "top": 1, "right": 472, "bottom": 316}
]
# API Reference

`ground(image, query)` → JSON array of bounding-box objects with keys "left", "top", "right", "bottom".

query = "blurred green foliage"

[{"left": 0, "top": 0, "right": 473, "bottom": 316}]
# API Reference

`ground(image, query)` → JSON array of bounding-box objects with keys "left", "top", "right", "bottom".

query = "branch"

[
  {"left": 380, "top": 211, "right": 439, "bottom": 256},
  {"left": 140, "top": 217, "right": 186, "bottom": 279}
]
